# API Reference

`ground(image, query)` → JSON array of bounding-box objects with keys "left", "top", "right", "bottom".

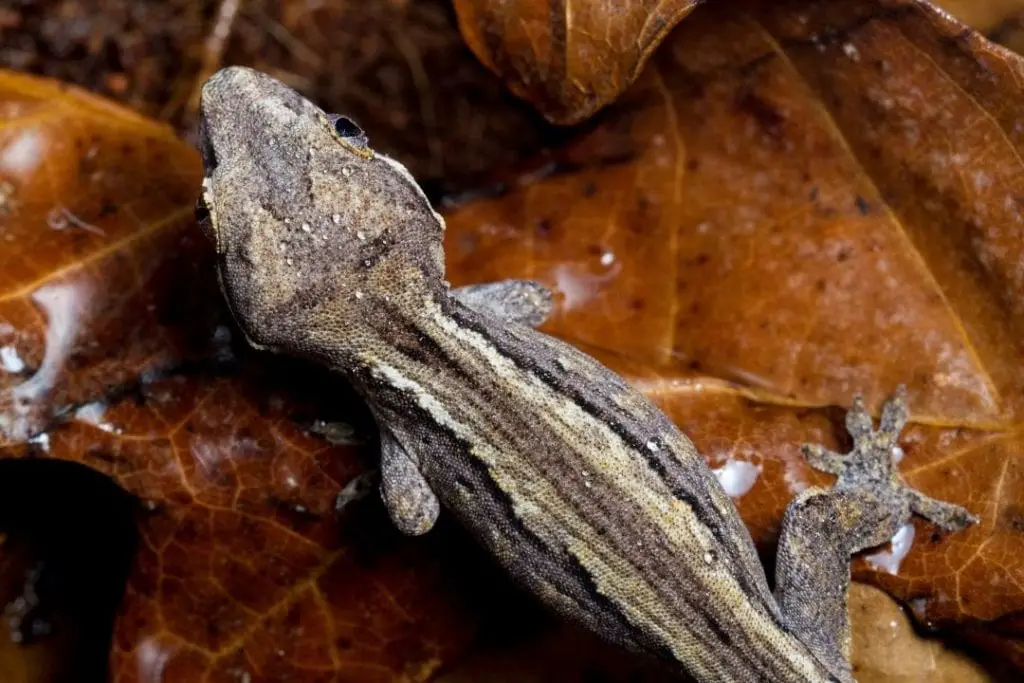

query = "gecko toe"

[
  {"left": 844, "top": 394, "right": 873, "bottom": 439},
  {"left": 801, "top": 443, "right": 846, "bottom": 476},
  {"left": 908, "top": 488, "right": 979, "bottom": 532},
  {"left": 878, "top": 385, "right": 909, "bottom": 439}
]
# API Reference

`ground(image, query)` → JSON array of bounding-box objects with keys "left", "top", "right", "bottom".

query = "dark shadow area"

[{"left": 0, "top": 459, "right": 138, "bottom": 683}]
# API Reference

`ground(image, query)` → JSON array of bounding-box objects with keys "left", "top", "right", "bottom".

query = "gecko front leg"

[
  {"left": 451, "top": 280, "right": 553, "bottom": 327},
  {"left": 773, "top": 387, "right": 977, "bottom": 681},
  {"left": 379, "top": 425, "right": 440, "bottom": 535}
]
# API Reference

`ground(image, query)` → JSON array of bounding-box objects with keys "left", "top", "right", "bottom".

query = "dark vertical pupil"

[{"left": 332, "top": 116, "right": 363, "bottom": 139}]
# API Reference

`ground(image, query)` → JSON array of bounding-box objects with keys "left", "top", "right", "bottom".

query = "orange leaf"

[{"left": 445, "top": 0, "right": 1024, "bottom": 668}]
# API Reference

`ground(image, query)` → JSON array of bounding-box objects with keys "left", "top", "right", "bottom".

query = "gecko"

[{"left": 195, "top": 66, "right": 977, "bottom": 683}]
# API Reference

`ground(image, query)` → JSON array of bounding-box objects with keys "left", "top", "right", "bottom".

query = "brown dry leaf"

[
  {"left": 452, "top": 0, "right": 701, "bottom": 125},
  {"left": 4, "top": 1, "right": 1024, "bottom": 680},
  {"left": 936, "top": 0, "right": 1024, "bottom": 33},
  {"left": 452, "top": 0, "right": 1024, "bottom": 125},
  {"left": 445, "top": 0, "right": 1024, "bottom": 671},
  {"left": 849, "top": 583, "right": 993, "bottom": 682},
  {"left": 0, "top": 71, "right": 483, "bottom": 682}
]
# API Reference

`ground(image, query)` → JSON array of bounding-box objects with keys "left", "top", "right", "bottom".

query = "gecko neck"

[{"left": 295, "top": 285, "right": 462, "bottom": 382}]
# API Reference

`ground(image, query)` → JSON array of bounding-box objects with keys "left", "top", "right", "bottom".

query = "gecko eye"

[
  {"left": 328, "top": 114, "right": 368, "bottom": 147},
  {"left": 332, "top": 116, "right": 361, "bottom": 137}
]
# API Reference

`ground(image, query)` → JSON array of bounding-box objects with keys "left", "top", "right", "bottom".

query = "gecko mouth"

[
  {"left": 194, "top": 110, "right": 220, "bottom": 248},
  {"left": 194, "top": 174, "right": 220, "bottom": 250},
  {"left": 194, "top": 192, "right": 214, "bottom": 244},
  {"left": 196, "top": 113, "right": 219, "bottom": 173}
]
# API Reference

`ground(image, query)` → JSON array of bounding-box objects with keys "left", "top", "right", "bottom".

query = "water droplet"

[
  {"left": 28, "top": 432, "right": 50, "bottom": 452},
  {"left": 1, "top": 346, "right": 25, "bottom": 373},
  {"left": 865, "top": 524, "right": 915, "bottom": 575},
  {"left": 74, "top": 401, "right": 122, "bottom": 434},
  {"left": 712, "top": 459, "right": 763, "bottom": 498}
]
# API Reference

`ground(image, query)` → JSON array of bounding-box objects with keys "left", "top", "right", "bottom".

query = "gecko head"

[{"left": 196, "top": 66, "right": 447, "bottom": 354}]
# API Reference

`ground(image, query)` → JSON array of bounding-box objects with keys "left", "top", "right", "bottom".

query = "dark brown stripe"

[
  {"left": 361, "top": 301, "right": 832, "bottom": 680},
  {"left": 446, "top": 305, "right": 778, "bottom": 613},
  {"left": 363, "top": 371, "right": 651, "bottom": 654}
]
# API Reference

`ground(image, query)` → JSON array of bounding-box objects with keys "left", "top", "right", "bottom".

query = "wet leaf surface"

[
  {"left": 2, "top": 0, "right": 1024, "bottom": 680},
  {"left": 445, "top": 0, "right": 1024, "bottom": 669},
  {"left": 0, "top": 71, "right": 483, "bottom": 683},
  {"left": 848, "top": 583, "right": 995, "bottom": 682}
]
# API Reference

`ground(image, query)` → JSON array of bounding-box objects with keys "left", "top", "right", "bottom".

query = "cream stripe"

[{"left": 410, "top": 304, "right": 825, "bottom": 680}]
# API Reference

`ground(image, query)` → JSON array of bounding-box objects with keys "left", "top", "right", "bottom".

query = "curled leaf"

[
  {"left": 445, "top": 0, "right": 1024, "bottom": 667},
  {"left": 453, "top": 0, "right": 700, "bottom": 124}
]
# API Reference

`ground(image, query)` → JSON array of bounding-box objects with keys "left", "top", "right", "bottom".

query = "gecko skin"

[{"left": 196, "top": 66, "right": 977, "bottom": 683}]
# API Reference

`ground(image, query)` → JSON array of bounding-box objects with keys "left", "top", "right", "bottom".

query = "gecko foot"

[{"left": 801, "top": 386, "right": 978, "bottom": 533}]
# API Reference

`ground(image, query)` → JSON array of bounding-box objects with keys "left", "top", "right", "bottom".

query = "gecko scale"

[{"left": 195, "top": 66, "right": 977, "bottom": 683}]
